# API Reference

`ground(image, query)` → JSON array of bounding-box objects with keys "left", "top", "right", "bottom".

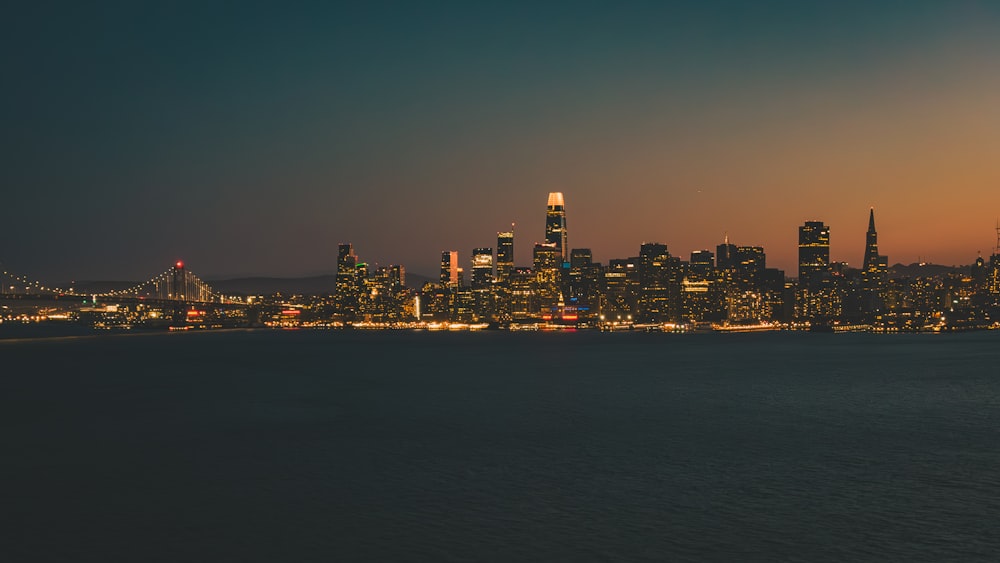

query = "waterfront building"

[
  {"left": 682, "top": 250, "right": 723, "bottom": 323},
  {"left": 566, "top": 248, "right": 602, "bottom": 324},
  {"left": 508, "top": 267, "right": 537, "bottom": 322},
  {"left": 533, "top": 242, "right": 562, "bottom": 315},
  {"left": 637, "top": 242, "right": 676, "bottom": 322},
  {"left": 418, "top": 282, "right": 451, "bottom": 321},
  {"left": 602, "top": 257, "right": 639, "bottom": 323}
]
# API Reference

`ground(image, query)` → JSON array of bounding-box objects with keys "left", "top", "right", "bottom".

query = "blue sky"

[{"left": 3, "top": 1, "right": 999, "bottom": 280}]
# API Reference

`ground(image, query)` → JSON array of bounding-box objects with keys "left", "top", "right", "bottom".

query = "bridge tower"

[{"left": 172, "top": 261, "right": 187, "bottom": 301}]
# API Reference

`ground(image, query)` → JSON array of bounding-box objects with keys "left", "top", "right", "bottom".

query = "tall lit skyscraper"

[
  {"left": 389, "top": 264, "right": 405, "bottom": 291},
  {"left": 471, "top": 248, "right": 494, "bottom": 289},
  {"left": 861, "top": 208, "right": 888, "bottom": 280},
  {"left": 337, "top": 243, "right": 358, "bottom": 292},
  {"left": 545, "top": 192, "right": 568, "bottom": 262},
  {"left": 859, "top": 209, "right": 888, "bottom": 314},
  {"left": 798, "top": 221, "right": 830, "bottom": 289},
  {"left": 440, "top": 251, "right": 459, "bottom": 287},
  {"left": 863, "top": 208, "right": 880, "bottom": 272},
  {"left": 638, "top": 242, "right": 674, "bottom": 322},
  {"left": 496, "top": 227, "right": 514, "bottom": 283},
  {"left": 470, "top": 248, "right": 494, "bottom": 321},
  {"left": 736, "top": 246, "right": 766, "bottom": 290},
  {"left": 336, "top": 243, "right": 361, "bottom": 319},
  {"left": 716, "top": 234, "right": 737, "bottom": 271}
]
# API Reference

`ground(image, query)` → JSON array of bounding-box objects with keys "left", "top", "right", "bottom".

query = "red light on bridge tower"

[{"left": 172, "top": 261, "right": 187, "bottom": 301}]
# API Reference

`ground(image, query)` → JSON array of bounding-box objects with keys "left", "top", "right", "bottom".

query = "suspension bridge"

[{"left": 0, "top": 261, "right": 238, "bottom": 306}]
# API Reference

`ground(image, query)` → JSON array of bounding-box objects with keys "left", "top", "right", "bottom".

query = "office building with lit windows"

[
  {"left": 440, "top": 251, "right": 459, "bottom": 287},
  {"left": 496, "top": 230, "right": 514, "bottom": 283},
  {"left": 545, "top": 192, "right": 568, "bottom": 262}
]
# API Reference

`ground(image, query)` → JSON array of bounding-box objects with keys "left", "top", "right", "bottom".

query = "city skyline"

[
  {"left": 5, "top": 189, "right": 1000, "bottom": 333},
  {"left": 3, "top": 2, "right": 1000, "bottom": 280},
  {"left": 3, "top": 189, "right": 999, "bottom": 283}
]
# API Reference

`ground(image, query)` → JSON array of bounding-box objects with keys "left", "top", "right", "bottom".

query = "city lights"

[{"left": 4, "top": 196, "right": 1000, "bottom": 334}]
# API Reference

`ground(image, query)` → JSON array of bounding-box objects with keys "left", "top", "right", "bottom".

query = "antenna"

[{"left": 995, "top": 220, "right": 1000, "bottom": 255}]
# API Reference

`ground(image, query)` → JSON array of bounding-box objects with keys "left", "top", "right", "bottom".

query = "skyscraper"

[
  {"left": 798, "top": 221, "right": 830, "bottom": 289},
  {"left": 545, "top": 192, "right": 568, "bottom": 262},
  {"left": 637, "top": 242, "right": 675, "bottom": 322},
  {"left": 689, "top": 250, "right": 715, "bottom": 278},
  {"left": 336, "top": 243, "right": 359, "bottom": 296},
  {"left": 860, "top": 208, "right": 888, "bottom": 310},
  {"left": 337, "top": 244, "right": 357, "bottom": 282},
  {"left": 471, "top": 247, "right": 494, "bottom": 321},
  {"left": 440, "top": 251, "right": 459, "bottom": 287},
  {"left": 863, "top": 208, "right": 880, "bottom": 272},
  {"left": 336, "top": 243, "right": 361, "bottom": 319},
  {"left": 533, "top": 242, "right": 562, "bottom": 315},
  {"left": 471, "top": 248, "right": 494, "bottom": 289},
  {"left": 496, "top": 228, "right": 514, "bottom": 283},
  {"left": 716, "top": 234, "right": 737, "bottom": 271},
  {"left": 735, "top": 246, "right": 766, "bottom": 291},
  {"left": 570, "top": 248, "right": 592, "bottom": 268}
]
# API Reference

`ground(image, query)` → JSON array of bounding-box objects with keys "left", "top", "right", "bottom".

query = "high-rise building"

[
  {"left": 566, "top": 248, "right": 600, "bottom": 323},
  {"left": 798, "top": 221, "right": 830, "bottom": 289},
  {"left": 603, "top": 257, "right": 639, "bottom": 322},
  {"left": 860, "top": 209, "right": 888, "bottom": 314},
  {"left": 336, "top": 243, "right": 361, "bottom": 319},
  {"left": 471, "top": 248, "right": 494, "bottom": 321},
  {"left": 863, "top": 208, "right": 880, "bottom": 272},
  {"left": 496, "top": 228, "right": 514, "bottom": 283},
  {"left": 533, "top": 242, "right": 562, "bottom": 316},
  {"left": 683, "top": 250, "right": 723, "bottom": 323},
  {"left": 735, "top": 246, "right": 766, "bottom": 291},
  {"left": 570, "top": 248, "right": 593, "bottom": 269},
  {"left": 972, "top": 254, "right": 987, "bottom": 288},
  {"left": 533, "top": 242, "right": 562, "bottom": 272},
  {"left": 337, "top": 244, "right": 357, "bottom": 286},
  {"left": 440, "top": 251, "right": 459, "bottom": 287},
  {"left": 638, "top": 242, "right": 675, "bottom": 322},
  {"left": 716, "top": 234, "right": 737, "bottom": 271},
  {"left": 991, "top": 225, "right": 1000, "bottom": 296},
  {"left": 545, "top": 192, "right": 568, "bottom": 262},
  {"left": 389, "top": 265, "right": 405, "bottom": 291},
  {"left": 689, "top": 250, "right": 715, "bottom": 277},
  {"left": 471, "top": 248, "right": 494, "bottom": 289}
]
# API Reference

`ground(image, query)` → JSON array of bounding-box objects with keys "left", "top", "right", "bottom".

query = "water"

[{"left": 2, "top": 330, "right": 999, "bottom": 561}]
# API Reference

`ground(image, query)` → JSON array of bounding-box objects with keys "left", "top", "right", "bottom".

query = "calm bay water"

[{"left": 2, "top": 330, "right": 999, "bottom": 561}]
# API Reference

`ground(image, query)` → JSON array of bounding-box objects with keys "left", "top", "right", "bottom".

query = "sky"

[{"left": 3, "top": 1, "right": 1000, "bottom": 282}]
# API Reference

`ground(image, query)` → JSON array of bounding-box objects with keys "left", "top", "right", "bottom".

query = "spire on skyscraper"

[{"left": 863, "top": 208, "right": 880, "bottom": 272}]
